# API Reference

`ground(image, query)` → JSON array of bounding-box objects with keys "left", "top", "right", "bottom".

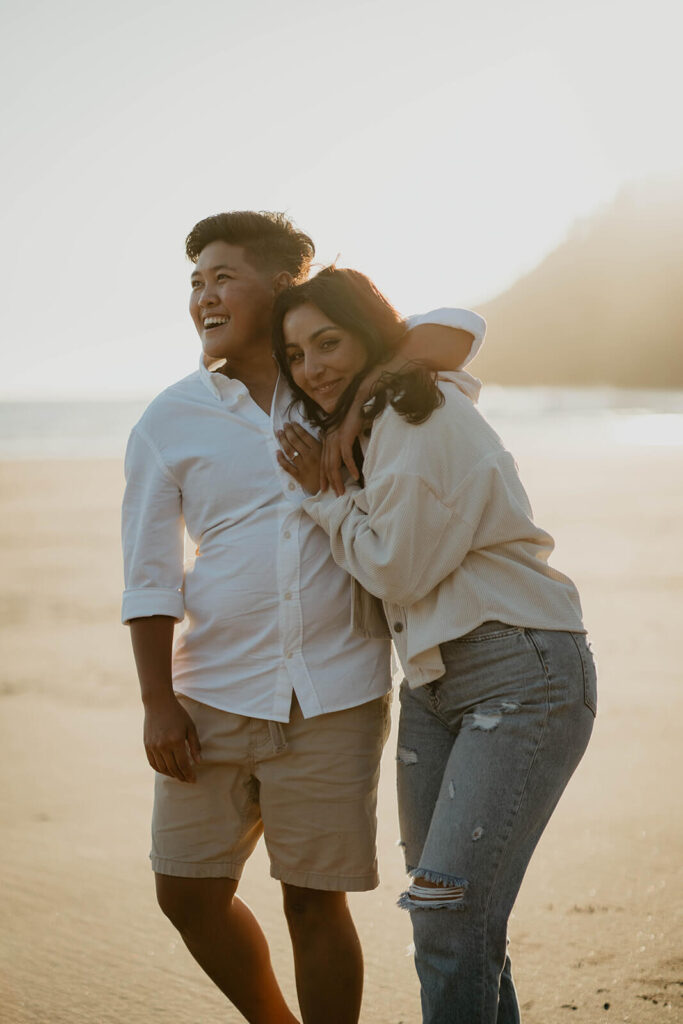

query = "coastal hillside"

[{"left": 470, "top": 179, "right": 683, "bottom": 387}]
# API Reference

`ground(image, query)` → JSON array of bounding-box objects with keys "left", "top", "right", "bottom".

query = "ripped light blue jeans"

[{"left": 397, "top": 622, "right": 597, "bottom": 1024}]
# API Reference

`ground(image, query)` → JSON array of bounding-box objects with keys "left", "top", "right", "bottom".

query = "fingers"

[
  {"left": 187, "top": 725, "right": 202, "bottom": 765},
  {"left": 276, "top": 449, "right": 299, "bottom": 478},
  {"left": 322, "top": 433, "right": 345, "bottom": 496},
  {"left": 325, "top": 429, "right": 357, "bottom": 496},
  {"left": 321, "top": 402, "right": 363, "bottom": 496},
  {"left": 279, "top": 422, "right": 317, "bottom": 460},
  {"left": 146, "top": 748, "right": 165, "bottom": 775},
  {"left": 288, "top": 422, "right": 317, "bottom": 448},
  {"left": 320, "top": 438, "right": 330, "bottom": 492},
  {"left": 150, "top": 745, "right": 198, "bottom": 782},
  {"left": 170, "top": 746, "right": 197, "bottom": 785},
  {"left": 329, "top": 446, "right": 345, "bottom": 497},
  {"left": 277, "top": 429, "right": 298, "bottom": 462},
  {"left": 147, "top": 744, "right": 197, "bottom": 783},
  {"left": 340, "top": 437, "right": 360, "bottom": 482},
  {"left": 277, "top": 429, "right": 324, "bottom": 495},
  {"left": 145, "top": 731, "right": 201, "bottom": 784}
]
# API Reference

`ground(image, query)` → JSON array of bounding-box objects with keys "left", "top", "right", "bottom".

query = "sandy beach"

[{"left": 1, "top": 449, "right": 681, "bottom": 1024}]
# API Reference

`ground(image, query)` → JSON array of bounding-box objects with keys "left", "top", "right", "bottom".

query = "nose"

[
  {"left": 303, "top": 350, "right": 323, "bottom": 381},
  {"left": 197, "top": 281, "right": 218, "bottom": 309}
]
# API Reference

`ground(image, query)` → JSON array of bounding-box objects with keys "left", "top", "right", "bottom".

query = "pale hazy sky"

[{"left": 2, "top": 0, "right": 682, "bottom": 398}]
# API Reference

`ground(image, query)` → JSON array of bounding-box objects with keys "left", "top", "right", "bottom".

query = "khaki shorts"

[{"left": 151, "top": 693, "right": 392, "bottom": 891}]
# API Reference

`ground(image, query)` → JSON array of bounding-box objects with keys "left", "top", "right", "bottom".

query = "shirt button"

[
  {"left": 284, "top": 592, "right": 292, "bottom": 600},
  {"left": 393, "top": 622, "right": 404, "bottom": 633},
  {"left": 283, "top": 530, "right": 291, "bottom": 539},
  {"left": 286, "top": 652, "right": 293, "bottom": 659},
  {"left": 288, "top": 482, "right": 296, "bottom": 491}
]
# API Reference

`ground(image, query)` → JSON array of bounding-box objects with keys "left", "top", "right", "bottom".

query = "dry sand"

[{"left": 1, "top": 450, "right": 682, "bottom": 1023}]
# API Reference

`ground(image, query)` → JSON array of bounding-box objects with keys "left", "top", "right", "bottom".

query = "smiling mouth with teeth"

[{"left": 204, "top": 317, "right": 230, "bottom": 329}]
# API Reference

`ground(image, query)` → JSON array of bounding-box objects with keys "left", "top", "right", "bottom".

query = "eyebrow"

[
  {"left": 284, "top": 325, "right": 338, "bottom": 348},
  {"left": 310, "top": 325, "right": 338, "bottom": 340}
]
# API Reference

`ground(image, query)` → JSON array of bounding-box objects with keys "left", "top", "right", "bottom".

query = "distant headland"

[{"left": 470, "top": 177, "right": 683, "bottom": 388}]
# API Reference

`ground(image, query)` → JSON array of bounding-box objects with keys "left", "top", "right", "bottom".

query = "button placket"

[{"left": 277, "top": 509, "right": 304, "bottom": 675}]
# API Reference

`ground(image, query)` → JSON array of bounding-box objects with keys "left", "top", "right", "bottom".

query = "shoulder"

[
  {"left": 134, "top": 370, "right": 203, "bottom": 434},
  {"left": 364, "top": 381, "right": 505, "bottom": 482}
]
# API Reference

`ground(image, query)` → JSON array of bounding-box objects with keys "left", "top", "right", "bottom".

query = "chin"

[
  {"left": 202, "top": 336, "right": 234, "bottom": 360},
  {"left": 203, "top": 343, "right": 226, "bottom": 359}
]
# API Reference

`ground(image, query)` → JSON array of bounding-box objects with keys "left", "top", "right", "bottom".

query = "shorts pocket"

[{"left": 569, "top": 632, "right": 598, "bottom": 716}]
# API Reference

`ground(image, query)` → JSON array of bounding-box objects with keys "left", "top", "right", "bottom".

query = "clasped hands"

[{"left": 276, "top": 397, "right": 363, "bottom": 496}]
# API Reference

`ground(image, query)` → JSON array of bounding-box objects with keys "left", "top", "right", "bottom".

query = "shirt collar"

[{"left": 198, "top": 353, "right": 249, "bottom": 407}]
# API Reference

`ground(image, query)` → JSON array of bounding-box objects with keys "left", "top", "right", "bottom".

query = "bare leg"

[
  {"left": 156, "top": 874, "right": 299, "bottom": 1024},
  {"left": 282, "top": 884, "right": 363, "bottom": 1024}
]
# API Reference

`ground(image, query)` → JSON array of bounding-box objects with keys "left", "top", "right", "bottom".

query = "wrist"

[{"left": 141, "top": 687, "right": 177, "bottom": 710}]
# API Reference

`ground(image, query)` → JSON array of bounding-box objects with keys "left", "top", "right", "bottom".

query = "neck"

[{"left": 209, "top": 346, "right": 279, "bottom": 413}]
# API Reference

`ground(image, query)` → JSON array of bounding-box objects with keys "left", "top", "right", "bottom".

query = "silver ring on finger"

[{"left": 291, "top": 450, "right": 300, "bottom": 459}]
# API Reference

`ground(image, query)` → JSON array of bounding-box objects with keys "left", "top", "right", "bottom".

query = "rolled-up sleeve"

[
  {"left": 406, "top": 308, "right": 487, "bottom": 367},
  {"left": 121, "top": 425, "right": 185, "bottom": 624}
]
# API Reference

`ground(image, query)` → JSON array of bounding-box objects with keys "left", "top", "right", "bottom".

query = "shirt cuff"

[
  {"left": 302, "top": 486, "right": 352, "bottom": 532},
  {"left": 121, "top": 587, "right": 185, "bottom": 625}
]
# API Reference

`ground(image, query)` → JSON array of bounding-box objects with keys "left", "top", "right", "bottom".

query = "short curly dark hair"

[{"left": 185, "top": 211, "right": 314, "bottom": 283}]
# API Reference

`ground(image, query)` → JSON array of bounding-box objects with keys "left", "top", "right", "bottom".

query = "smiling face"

[
  {"left": 282, "top": 302, "right": 369, "bottom": 414},
  {"left": 189, "top": 240, "right": 280, "bottom": 363}
]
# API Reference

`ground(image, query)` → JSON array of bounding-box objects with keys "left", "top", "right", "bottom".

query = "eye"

[
  {"left": 216, "top": 273, "right": 233, "bottom": 282},
  {"left": 320, "top": 336, "right": 339, "bottom": 350},
  {"left": 191, "top": 280, "right": 202, "bottom": 290},
  {"left": 286, "top": 350, "right": 303, "bottom": 365}
]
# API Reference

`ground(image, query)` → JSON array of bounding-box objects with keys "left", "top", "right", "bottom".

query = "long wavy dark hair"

[{"left": 272, "top": 266, "right": 444, "bottom": 433}]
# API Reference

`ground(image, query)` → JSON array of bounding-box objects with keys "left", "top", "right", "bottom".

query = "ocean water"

[
  {"left": 1, "top": 389, "right": 682, "bottom": 460},
  {"left": 477, "top": 386, "right": 683, "bottom": 453}
]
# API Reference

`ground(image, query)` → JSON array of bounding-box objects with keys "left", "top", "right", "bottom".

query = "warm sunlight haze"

[
  {"left": 3, "top": 4, "right": 682, "bottom": 1023},
  {"left": 1, "top": 0, "right": 682, "bottom": 397}
]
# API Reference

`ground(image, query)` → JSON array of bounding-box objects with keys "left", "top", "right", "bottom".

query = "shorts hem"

[
  {"left": 271, "top": 863, "right": 379, "bottom": 892},
  {"left": 150, "top": 855, "right": 244, "bottom": 879}
]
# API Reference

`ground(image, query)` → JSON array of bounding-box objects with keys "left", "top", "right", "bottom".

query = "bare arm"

[
  {"left": 322, "top": 324, "right": 476, "bottom": 495},
  {"left": 130, "top": 615, "right": 201, "bottom": 783}
]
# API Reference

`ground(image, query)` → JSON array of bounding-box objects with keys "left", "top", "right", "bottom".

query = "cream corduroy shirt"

[{"left": 302, "top": 371, "right": 585, "bottom": 687}]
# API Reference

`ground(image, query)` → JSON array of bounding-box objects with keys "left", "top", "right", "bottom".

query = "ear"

[{"left": 273, "top": 271, "right": 293, "bottom": 295}]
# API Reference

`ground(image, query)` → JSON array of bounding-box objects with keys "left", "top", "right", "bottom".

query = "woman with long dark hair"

[{"left": 271, "top": 267, "right": 596, "bottom": 1024}]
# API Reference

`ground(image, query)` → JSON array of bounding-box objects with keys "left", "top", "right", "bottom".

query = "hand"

[
  {"left": 143, "top": 696, "right": 202, "bottom": 783},
  {"left": 321, "top": 397, "right": 364, "bottom": 496},
  {"left": 276, "top": 422, "right": 323, "bottom": 495}
]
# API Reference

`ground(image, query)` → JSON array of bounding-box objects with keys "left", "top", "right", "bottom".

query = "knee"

[
  {"left": 155, "top": 875, "right": 196, "bottom": 932},
  {"left": 399, "top": 874, "right": 467, "bottom": 911},
  {"left": 282, "top": 885, "right": 347, "bottom": 933},
  {"left": 155, "top": 874, "right": 235, "bottom": 934}
]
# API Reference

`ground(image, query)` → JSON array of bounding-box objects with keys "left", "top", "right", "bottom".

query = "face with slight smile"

[
  {"left": 189, "top": 241, "right": 279, "bottom": 363},
  {"left": 283, "top": 303, "right": 368, "bottom": 414}
]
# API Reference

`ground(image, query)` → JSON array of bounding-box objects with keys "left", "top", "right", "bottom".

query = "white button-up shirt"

[{"left": 121, "top": 308, "right": 485, "bottom": 721}]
